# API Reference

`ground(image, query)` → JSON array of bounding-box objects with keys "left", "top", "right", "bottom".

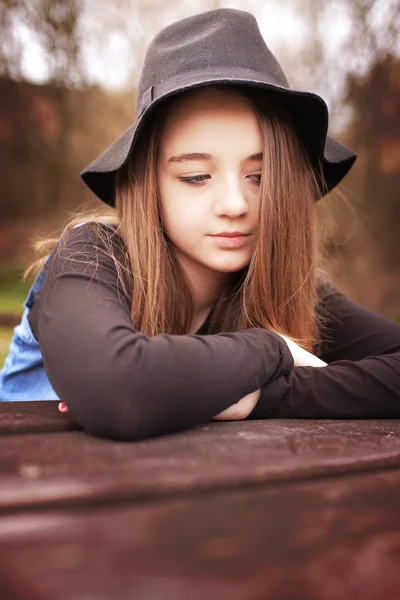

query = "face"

[{"left": 157, "top": 86, "right": 262, "bottom": 288}]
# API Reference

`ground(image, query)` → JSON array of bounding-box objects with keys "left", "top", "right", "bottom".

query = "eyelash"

[{"left": 179, "top": 174, "right": 261, "bottom": 186}]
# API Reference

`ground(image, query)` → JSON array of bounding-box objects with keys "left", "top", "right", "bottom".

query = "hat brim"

[{"left": 81, "top": 77, "right": 357, "bottom": 206}]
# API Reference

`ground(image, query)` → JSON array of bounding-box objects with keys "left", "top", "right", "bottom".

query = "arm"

[
  {"left": 29, "top": 223, "right": 293, "bottom": 439},
  {"left": 247, "top": 278, "right": 400, "bottom": 419},
  {"left": 211, "top": 336, "right": 327, "bottom": 421}
]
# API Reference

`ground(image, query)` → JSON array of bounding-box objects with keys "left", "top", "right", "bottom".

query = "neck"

[
  {"left": 175, "top": 253, "right": 231, "bottom": 318},
  {"left": 191, "top": 276, "right": 227, "bottom": 316}
]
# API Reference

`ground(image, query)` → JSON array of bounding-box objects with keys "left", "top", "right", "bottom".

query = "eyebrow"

[{"left": 167, "top": 152, "right": 263, "bottom": 164}]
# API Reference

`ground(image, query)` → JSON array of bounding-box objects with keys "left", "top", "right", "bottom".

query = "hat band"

[{"left": 137, "top": 66, "right": 307, "bottom": 116}]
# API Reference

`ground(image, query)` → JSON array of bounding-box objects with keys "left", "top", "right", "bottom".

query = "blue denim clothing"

[{"left": 0, "top": 222, "right": 115, "bottom": 401}]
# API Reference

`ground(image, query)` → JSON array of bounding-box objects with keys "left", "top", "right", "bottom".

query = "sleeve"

[
  {"left": 248, "top": 277, "right": 400, "bottom": 419},
  {"left": 28, "top": 223, "right": 294, "bottom": 440}
]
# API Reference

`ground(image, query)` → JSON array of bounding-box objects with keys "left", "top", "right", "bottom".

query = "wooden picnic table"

[{"left": 0, "top": 401, "right": 399, "bottom": 600}]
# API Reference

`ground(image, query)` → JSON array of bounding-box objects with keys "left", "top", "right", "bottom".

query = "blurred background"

[{"left": 0, "top": 0, "right": 399, "bottom": 365}]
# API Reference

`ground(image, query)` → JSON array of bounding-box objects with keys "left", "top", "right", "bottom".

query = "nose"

[{"left": 213, "top": 176, "right": 249, "bottom": 218}]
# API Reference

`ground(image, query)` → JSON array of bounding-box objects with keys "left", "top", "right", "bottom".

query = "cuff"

[{"left": 246, "top": 338, "right": 294, "bottom": 419}]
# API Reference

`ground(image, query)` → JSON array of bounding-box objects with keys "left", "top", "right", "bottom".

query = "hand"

[
  {"left": 279, "top": 334, "right": 327, "bottom": 368},
  {"left": 211, "top": 388, "right": 261, "bottom": 421},
  {"left": 211, "top": 334, "right": 326, "bottom": 421},
  {"left": 58, "top": 402, "right": 70, "bottom": 413}
]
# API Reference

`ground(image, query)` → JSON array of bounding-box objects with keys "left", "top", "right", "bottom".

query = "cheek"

[
  {"left": 163, "top": 208, "right": 203, "bottom": 245},
  {"left": 160, "top": 185, "right": 205, "bottom": 235}
]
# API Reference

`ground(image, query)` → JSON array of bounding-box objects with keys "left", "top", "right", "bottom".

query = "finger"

[{"left": 58, "top": 401, "right": 70, "bottom": 413}]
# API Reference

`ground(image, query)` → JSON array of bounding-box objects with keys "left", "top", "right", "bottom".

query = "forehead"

[{"left": 159, "top": 87, "right": 262, "bottom": 152}]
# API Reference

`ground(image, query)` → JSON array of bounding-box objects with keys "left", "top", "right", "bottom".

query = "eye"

[
  {"left": 249, "top": 174, "right": 261, "bottom": 185},
  {"left": 179, "top": 173, "right": 261, "bottom": 186},
  {"left": 179, "top": 175, "right": 210, "bottom": 186}
]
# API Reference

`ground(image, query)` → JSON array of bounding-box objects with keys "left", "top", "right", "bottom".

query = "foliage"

[
  {"left": 0, "top": 266, "right": 29, "bottom": 314},
  {"left": 0, "top": 326, "right": 14, "bottom": 369}
]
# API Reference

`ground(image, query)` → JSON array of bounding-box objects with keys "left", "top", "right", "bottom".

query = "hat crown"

[{"left": 136, "top": 8, "right": 289, "bottom": 114}]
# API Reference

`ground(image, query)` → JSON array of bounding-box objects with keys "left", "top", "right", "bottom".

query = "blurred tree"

[
  {"left": 0, "top": 0, "right": 84, "bottom": 84},
  {"left": 344, "top": 55, "right": 400, "bottom": 268},
  {"left": 0, "top": 0, "right": 85, "bottom": 214},
  {"left": 0, "top": 0, "right": 23, "bottom": 79},
  {"left": 21, "top": 0, "right": 83, "bottom": 210},
  {"left": 316, "top": 54, "right": 400, "bottom": 314},
  {"left": 277, "top": 0, "right": 400, "bottom": 312},
  {"left": 278, "top": 0, "right": 400, "bottom": 134}
]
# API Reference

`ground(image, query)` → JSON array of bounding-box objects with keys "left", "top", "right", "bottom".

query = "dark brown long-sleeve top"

[{"left": 28, "top": 222, "right": 400, "bottom": 440}]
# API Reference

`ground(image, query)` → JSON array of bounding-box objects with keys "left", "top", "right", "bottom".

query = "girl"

[{"left": 1, "top": 8, "right": 399, "bottom": 438}]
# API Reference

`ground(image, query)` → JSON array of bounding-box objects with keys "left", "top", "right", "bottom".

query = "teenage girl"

[{"left": 1, "top": 9, "right": 399, "bottom": 438}]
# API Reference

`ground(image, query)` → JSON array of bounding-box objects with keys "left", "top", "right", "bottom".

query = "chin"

[{"left": 207, "top": 258, "right": 251, "bottom": 273}]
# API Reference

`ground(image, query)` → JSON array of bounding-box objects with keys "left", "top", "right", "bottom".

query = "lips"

[
  {"left": 210, "top": 233, "right": 250, "bottom": 249},
  {"left": 211, "top": 232, "right": 249, "bottom": 237}
]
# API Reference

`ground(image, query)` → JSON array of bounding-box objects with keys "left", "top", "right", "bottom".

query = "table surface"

[{"left": 0, "top": 401, "right": 399, "bottom": 600}]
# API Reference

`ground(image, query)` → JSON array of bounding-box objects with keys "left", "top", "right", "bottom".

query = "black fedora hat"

[{"left": 81, "top": 7, "right": 357, "bottom": 206}]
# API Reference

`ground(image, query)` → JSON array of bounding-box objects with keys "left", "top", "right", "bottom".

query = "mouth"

[
  {"left": 211, "top": 232, "right": 250, "bottom": 237},
  {"left": 209, "top": 233, "right": 251, "bottom": 249}
]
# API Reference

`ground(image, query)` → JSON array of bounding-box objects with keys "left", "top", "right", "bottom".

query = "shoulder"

[
  {"left": 316, "top": 273, "right": 396, "bottom": 325},
  {"left": 315, "top": 272, "right": 392, "bottom": 327},
  {"left": 43, "top": 221, "right": 132, "bottom": 300},
  {"left": 316, "top": 273, "right": 342, "bottom": 301},
  {"left": 315, "top": 273, "right": 400, "bottom": 362},
  {"left": 58, "top": 221, "right": 124, "bottom": 250},
  {"left": 49, "top": 221, "right": 127, "bottom": 267},
  {"left": 315, "top": 274, "right": 347, "bottom": 322}
]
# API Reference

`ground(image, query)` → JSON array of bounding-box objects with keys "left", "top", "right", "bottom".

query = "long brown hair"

[{"left": 24, "top": 84, "right": 329, "bottom": 352}]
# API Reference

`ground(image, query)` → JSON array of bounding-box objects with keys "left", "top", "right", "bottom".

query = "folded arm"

[
  {"left": 29, "top": 223, "right": 293, "bottom": 439},
  {"left": 248, "top": 279, "right": 400, "bottom": 419}
]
